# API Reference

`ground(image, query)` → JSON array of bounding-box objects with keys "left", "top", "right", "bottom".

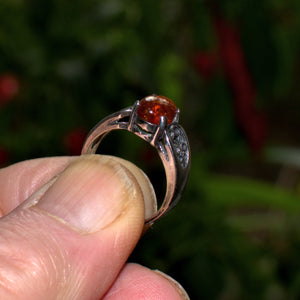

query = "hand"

[{"left": 0, "top": 155, "right": 189, "bottom": 299}]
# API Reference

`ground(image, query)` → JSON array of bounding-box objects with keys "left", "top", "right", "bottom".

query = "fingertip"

[
  {"left": 153, "top": 270, "right": 190, "bottom": 300},
  {"left": 103, "top": 263, "right": 189, "bottom": 300}
]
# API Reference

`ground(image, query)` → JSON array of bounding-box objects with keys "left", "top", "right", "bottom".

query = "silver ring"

[{"left": 81, "top": 95, "right": 191, "bottom": 225}]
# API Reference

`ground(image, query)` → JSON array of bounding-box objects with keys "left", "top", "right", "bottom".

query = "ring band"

[{"left": 81, "top": 95, "right": 191, "bottom": 225}]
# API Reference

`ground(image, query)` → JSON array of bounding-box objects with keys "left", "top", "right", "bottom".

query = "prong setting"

[
  {"left": 151, "top": 115, "right": 167, "bottom": 146},
  {"left": 173, "top": 108, "right": 180, "bottom": 123},
  {"left": 128, "top": 100, "right": 140, "bottom": 131}
]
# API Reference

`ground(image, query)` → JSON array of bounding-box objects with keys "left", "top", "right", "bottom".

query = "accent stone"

[{"left": 137, "top": 95, "right": 177, "bottom": 125}]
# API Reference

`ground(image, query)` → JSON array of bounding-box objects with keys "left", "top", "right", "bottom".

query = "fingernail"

[
  {"left": 112, "top": 157, "right": 157, "bottom": 220},
  {"left": 153, "top": 270, "right": 190, "bottom": 300},
  {"left": 35, "top": 155, "right": 155, "bottom": 233}
]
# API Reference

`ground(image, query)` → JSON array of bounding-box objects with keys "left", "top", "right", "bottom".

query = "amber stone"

[{"left": 137, "top": 95, "right": 177, "bottom": 125}]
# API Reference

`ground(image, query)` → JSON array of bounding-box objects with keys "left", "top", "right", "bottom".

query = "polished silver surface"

[{"left": 81, "top": 99, "right": 191, "bottom": 225}]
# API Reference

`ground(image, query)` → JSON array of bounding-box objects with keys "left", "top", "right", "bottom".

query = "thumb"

[{"left": 0, "top": 155, "right": 156, "bottom": 299}]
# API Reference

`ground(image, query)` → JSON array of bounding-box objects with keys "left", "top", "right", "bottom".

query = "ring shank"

[{"left": 81, "top": 106, "right": 190, "bottom": 225}]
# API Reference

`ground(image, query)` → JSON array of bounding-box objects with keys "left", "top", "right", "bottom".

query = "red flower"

[
  {"left": 193, "top": 51, "right": 217, "bottom": 80},
  {"left": 64, "top": 128, "right": 87, "bottom": 156},
  {"left": 0, "top": 74, "right": 20, "bottom": 105},
  {"left": 213, "top": 15, "right": 268, "bottom": 154},
  {"left": 243, "top": 111, "right": 268, "bottom": 154}
]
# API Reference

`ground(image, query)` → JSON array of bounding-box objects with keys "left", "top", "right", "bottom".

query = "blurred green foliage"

[{"left": 1, "top": 0, "right": 300, "bottom": 298}]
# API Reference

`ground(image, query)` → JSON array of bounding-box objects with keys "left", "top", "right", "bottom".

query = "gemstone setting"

[{"left": 137, "top": 95, "right": 177, "bottom": 125}]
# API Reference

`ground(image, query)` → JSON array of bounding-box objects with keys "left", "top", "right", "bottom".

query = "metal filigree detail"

[{"left": 168, "top": 124, "right": 189, "bottom": 168}]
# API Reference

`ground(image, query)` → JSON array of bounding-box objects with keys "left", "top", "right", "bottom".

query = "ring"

[{"left": 81, "top": 95, "right": 191, "bottom": 225}]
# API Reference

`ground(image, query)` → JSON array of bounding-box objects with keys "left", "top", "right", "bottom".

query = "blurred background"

[{"left": 1, "top": 0, "right": 300, "bottom": 298}]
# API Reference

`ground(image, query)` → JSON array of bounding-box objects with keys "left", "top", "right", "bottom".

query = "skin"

[{"left": 0, "top": 155, "right": 189, "bottom": 299}]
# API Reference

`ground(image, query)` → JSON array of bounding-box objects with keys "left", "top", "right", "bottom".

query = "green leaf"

[{"left": 203, "top": 175, "right": 300, "bottom": 212}]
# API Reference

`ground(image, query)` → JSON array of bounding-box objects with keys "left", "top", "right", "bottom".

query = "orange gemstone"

[{"left": 137, "top": 95, "right": 177, "bottom": 125}]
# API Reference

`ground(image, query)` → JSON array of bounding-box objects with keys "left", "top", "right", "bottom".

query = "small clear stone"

[
  {"left": 175, "top": 129, "right": 180, "bottom": 136},
  {"left": 181, "top": 143, "right": 187, "bottom": 151}
]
